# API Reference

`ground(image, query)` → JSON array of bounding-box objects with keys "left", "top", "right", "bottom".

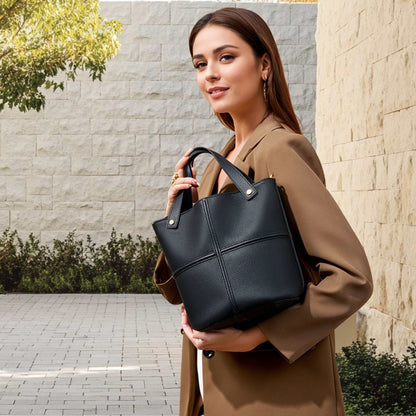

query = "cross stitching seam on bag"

[
  {"left": 172, "top": 233, "right": 290, "bottom": 278},
  {"left": 202, "top": 198, "right": 240, "bottom": 315}
]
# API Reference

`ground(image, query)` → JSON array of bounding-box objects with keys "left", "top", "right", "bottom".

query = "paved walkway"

[{"left": 0, "top": 294, "right": 182, "bottom": 416}]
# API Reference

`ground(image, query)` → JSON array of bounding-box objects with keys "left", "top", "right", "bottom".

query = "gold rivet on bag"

[
  {"left": 246, "top": 189, "right": 253, "bottom": 195},
  {"left": 169, "top": 219, "right": 175, "bottom": 225}
]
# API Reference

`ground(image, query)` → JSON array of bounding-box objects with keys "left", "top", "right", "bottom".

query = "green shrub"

[
  {"left": 0, "top": 228, "right": 161, "bottom": 294},
  {"left": 337, "top": 339, "right": 416, "bottom": 415}
]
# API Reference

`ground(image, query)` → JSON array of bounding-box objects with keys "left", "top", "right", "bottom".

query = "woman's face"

[{"left": 192, "top": 25, "right": 267, "bottom": 117}]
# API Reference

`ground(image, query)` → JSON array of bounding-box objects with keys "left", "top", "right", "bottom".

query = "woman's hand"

[
  {"left": 181, "top": 305, "right": 268, "bottom": 353},
  {"left": 166, "top": 148, "right": 199, "bottom": 216}
]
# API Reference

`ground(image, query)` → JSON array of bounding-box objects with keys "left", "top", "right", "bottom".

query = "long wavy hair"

[{"left": 189, "top": 7, "right": 302, "bottom": 134}]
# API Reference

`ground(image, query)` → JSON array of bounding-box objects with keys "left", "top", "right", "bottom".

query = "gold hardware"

[
  {"left": 168, "top": 219, "right": 175, "bottom": 225},
  {"left": 246, "top": 189, "right": 253, "bottom": 195},
  {"left": 269, "top": 173, "right": 274, "bottom": 178}
]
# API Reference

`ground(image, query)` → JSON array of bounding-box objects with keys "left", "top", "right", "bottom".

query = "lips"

[{"left": 208, "top": 87, "right": 229, "bottom": 99}]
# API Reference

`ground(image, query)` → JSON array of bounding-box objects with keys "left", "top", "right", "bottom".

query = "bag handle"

[{"left": 167, "top": 147, "right": 257, "bottom": 229}]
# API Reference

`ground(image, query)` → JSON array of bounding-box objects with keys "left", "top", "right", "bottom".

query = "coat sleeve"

[
  {"left": 153, "top": 252, "right": 182, "bottom": 305},
  {"left": 256, "top": 132, "right": 373, "bottom": 364}
]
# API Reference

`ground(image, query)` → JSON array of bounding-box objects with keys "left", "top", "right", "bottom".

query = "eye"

[
  {"left": 193, "top": 61, "right": 206, "bottom": 70},
  {"left": 220, "top": 54, "right": 234, "bottom": 62}
]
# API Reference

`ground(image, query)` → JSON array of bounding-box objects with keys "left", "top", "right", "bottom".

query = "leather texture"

[{"left": 152, "top": 147, "right": 305, "bottom": 331}]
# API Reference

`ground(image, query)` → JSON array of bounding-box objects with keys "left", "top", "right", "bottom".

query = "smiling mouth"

[{"left": 208, "top": 88, "right": 229, "bottom": 98}]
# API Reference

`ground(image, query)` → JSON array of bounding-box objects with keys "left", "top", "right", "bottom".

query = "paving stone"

[{"left": 0, "top": 294, "right": 181, "bottom": 415}]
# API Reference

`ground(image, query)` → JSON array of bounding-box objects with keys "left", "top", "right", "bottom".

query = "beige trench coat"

[{"left": 154, "top": 114, "right": 373, "bottom": 416}]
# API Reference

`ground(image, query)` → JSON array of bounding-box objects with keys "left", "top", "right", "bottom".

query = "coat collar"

[{"left": 199, "top": 114, "right": 284, "bottom": 197}]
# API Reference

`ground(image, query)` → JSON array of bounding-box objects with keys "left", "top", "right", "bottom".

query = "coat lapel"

[{"left": 199, "top": 114, "right": 284, "bottom": 196}]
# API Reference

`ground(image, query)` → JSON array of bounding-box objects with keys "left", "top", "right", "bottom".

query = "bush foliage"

[
  {"left": 0, "top": 229, "right": 160, "bottom": 294},
  {"left": 336, "top": 339, "right": 416, "bottom": 415}
]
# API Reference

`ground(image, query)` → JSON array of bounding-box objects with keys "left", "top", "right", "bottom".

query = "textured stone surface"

[
  {"left": 0, "top": 294, "right": 181, "bottom": 415},
  {"left": 317, "top": 0, "right": 416, "bottom": 355},
  {"left": 0, "top": 0, "right": 317, "bottom": 243}
]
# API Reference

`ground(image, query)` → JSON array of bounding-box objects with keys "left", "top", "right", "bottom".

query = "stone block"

[
  {"left": 287, "top": 65, "right": 304, "bottom": 84},
  {"left": 104, "top": 61, "right": 161, "bottom": 81},
  {"left": 100, "top": 81, "right": 131, "bottom": 100},
  {"left": 162, "top": 69, "right": 194, "bottom": 82},
  {"left": 44, "top": 99, "right": 93, "bottom": 120},
  {"left": 400, "top": 264, "right": 416, "bottom": 330},
  {"left": 59, "top": 119, "right": 90, "bottom": 135},
  {"left": 160, "top": 133, "right": 227, "bottom": 176},
  {"left": 0, "top": 181, "right": 6, "bottom": 201},
  {"left": 135, "top": 176, "right": 169, "bottom": 210},
  {"left": 351, "top": 157, "right": 375, "bottom": 191},
  {"left": 1, "top": 119, "right": 58, "bottom": 137},
  {"left": 384, "top": 107, "right": 416, "bottom": 154},
  {"left": 384, "top": 45, "right": 416, "bottom": 114},
  {"left": 139, "top": 40, "right": 161, "bottom": 62},
  {"left": 162, "top": 41, "right": 193, "bottom": 72},
  {"left": 237, "top": 3, "right": 290, "bottom": 26},
  {"left": 62, "top": 135, "right": 92, "bottom": 156},
  {"left": 37, "top": 136, "right": 63, "bottom": 156},
  {"left": 303, "top": 64, "right": 316, "bottom": 84},
  {"left": 299, "top": 24, "right": 316, "bottom": 45},
  {"left": 54, "top": 176, "right": 135, "bottom": 203},
  {"left": 270, "top": 26, "right": 298, "bottom": 46},
  {"left": 135, "top": 24, "right": 189, "bottom": 45},
  {"left": 11, "top": 209, "right": 103, "bottom": 231},
  {"left": 0, "top": 210, "right": 9, "bottom": 228},
  {"left": 358, "top": 307, "right": 393, "bottom": 353},
  {"left": 92, "top": 135, "right": 135, "bottom": 157},
  {"left": 392, "top": 321, "right": 416, "bottom": 358},
  {"left": 91, "top": 119, "right": 129, "bottom": 135},
  {"left": 279, "top": 44, "right": 316, "bottom": 65},
  {"left": 0, "top": 157, "right": 33, "bottom": 176},
  {"left": 103, "top": 202, "right": 135, "bottom": 232},
  {"left": 2, "top": 135, "right": 36, "bottom": 157},
  {"left": 170, "top": 2, "right": 228, "bottom": 25},
  {"left": 128, "top": 119, "right": 166, "bottom": 135},
  {"left": 385, "top": 153, "right": 404, "bottom": 190},
  {"left": 288, "top": 84, "right": 315, "bottom": 111},
  {"left": 291, "top": 4, "right": 317, "bottom": 26},
  {"left": 93, "top": 99, "right": 167, "bottom": 119},
  {"left": 182, "top": 81, "right": 202, "bottom": 99},
  {"left": 166, "top": 98, "right": 210, "bottom": 119},
  {"left": 120, "top": 154, "right": 159, "bottom": 176},
  {"left": 165, "top": 119, "right": 193, "bottom": 135},
  {"left": 6, "top": 177, "right": 26, "bottom": 202},
  {"left": 130, "top": 81, "right": 182, "bottom": 100},
  {"left": 297, "top": 110, "right": 315, "bottom": 139},
  {"left": 401, "top": 224, "right": 416, "bottom": 267},
  {"left": 80, "top": 80, "right": 101, "bottom": 100},
  {"left": 71, "top": 157, "right": 120, "bottom": 176},
  {"left": 99, "top": 1, "right": 132, "bottom": 25},
  {"left": 135, "top": 209, "right": 165, "bottom": 239},
  {"left": 131, "top": 2, "right": 169, "bottom": 25},
  {"left": 366, "top": 59, "right": 384, "bottom": 138},
  {"left": 192, "top": 118, "right": 228, "bottom": 135},
  {"left": 33, "top": 157, "right": 70, "bottom": 175},
  {"left": 27, "top": 176, "right": 52, "bottom": 196}
]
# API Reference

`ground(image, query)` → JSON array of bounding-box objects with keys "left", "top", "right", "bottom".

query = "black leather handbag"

[{"left": 152, "top": 147, "right": 305, "bottom": 331}]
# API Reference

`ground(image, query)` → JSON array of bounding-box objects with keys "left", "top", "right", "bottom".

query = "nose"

[{"left": 205, "top": 61, "right": 220, "bottom": 81}]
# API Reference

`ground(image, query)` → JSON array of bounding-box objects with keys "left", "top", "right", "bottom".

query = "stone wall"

[
  {"left": 0, "top": 1, "right": 317, "bottom": 244},
  {"left": 316, "top": 0, "right": 416, "bottom": 356}
]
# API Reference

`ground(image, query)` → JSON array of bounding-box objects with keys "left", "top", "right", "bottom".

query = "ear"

[{"left": 260, "top": 53, "right": 271, "bottom": 81}]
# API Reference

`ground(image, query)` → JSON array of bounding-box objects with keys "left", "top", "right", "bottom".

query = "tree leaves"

[{"left": 0, "top": 0, "right": 122, "bottom": 112}]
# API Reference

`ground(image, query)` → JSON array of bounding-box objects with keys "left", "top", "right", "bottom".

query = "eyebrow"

[{"left": 192, "top": 44, "right": 239, "bottom": 60}]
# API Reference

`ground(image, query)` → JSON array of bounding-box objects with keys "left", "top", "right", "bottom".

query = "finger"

[{"left": 175, "top": 149, "right": 194, "bottom": 176}]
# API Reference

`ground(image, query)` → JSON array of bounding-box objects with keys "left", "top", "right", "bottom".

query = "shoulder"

[{"left": 256, "top": 127, "right": 326, "bottom": 184}]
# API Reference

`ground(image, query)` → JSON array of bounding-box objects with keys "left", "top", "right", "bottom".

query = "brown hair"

[{"left": 189, "top": 7, "right": 302, "bottom": 134}]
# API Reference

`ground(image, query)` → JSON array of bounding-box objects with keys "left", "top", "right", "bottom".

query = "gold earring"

[{"left": 263, "top": 78, "right": 268, "bottom": 103}]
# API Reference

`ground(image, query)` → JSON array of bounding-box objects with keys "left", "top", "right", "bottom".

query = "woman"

[{"left": 154, "top": 8, "right": 372, "bottom": 416}]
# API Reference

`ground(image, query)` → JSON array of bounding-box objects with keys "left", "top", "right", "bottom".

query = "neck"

[{"left": 231, "top": 103, "right": 270, "bottom": 149}]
